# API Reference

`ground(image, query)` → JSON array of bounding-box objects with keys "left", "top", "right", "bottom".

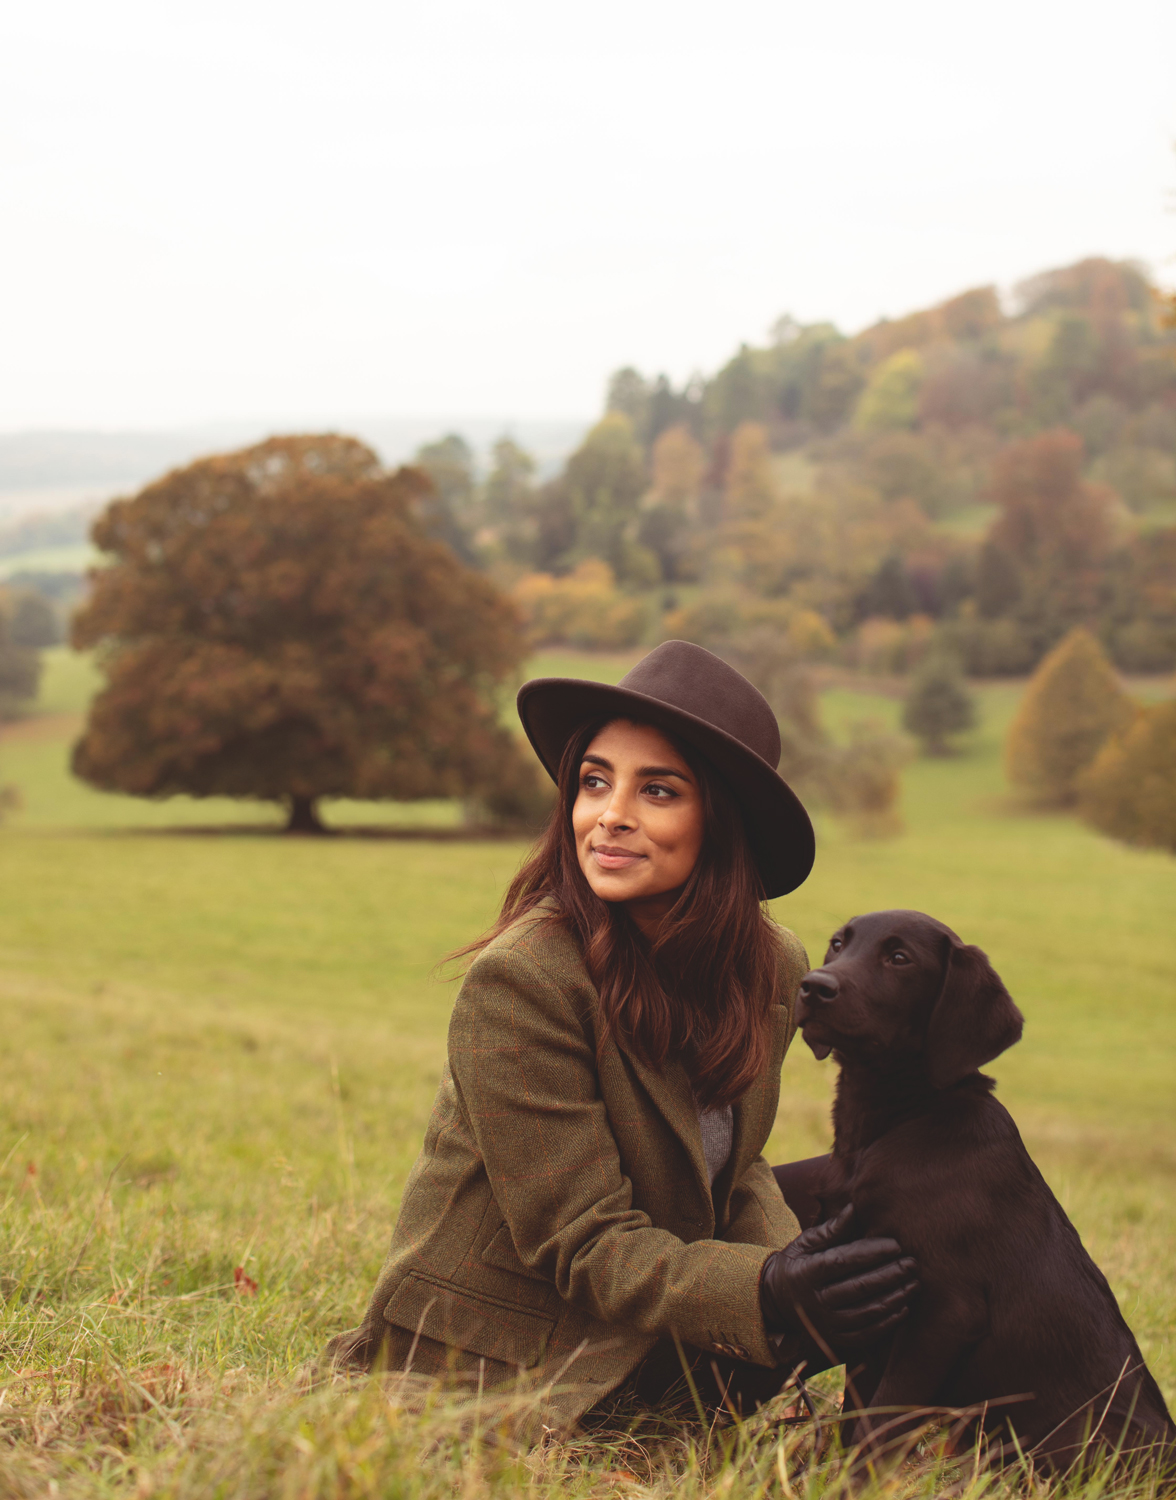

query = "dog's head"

[{"left": 795, "top": 910, "right": 1024, "bottom": 1088}]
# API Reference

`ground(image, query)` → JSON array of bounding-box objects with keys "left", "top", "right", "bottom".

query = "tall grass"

[{"left": 0, "top": 651, "right": 1172, "bottom": 1496}]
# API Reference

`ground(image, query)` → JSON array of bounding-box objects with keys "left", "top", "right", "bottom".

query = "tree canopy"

[
  {"left": 1004, "top": 627, "right": 1133, "bottom": 804},
  {"left": 1079, "top": 700, "right": 1176, "bottom": 851},
  {"left": 71, "top": 435, "right": 529, "bottom": 830}
]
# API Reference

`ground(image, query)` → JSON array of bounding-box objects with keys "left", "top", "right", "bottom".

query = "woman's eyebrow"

[{"left": 580, "top": 754, "right": 691, "bottom": 782}]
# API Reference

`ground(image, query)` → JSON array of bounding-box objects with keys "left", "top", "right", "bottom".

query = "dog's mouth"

[{"left": 799, "top": 1023, "right": 834, "bottom": 1062}]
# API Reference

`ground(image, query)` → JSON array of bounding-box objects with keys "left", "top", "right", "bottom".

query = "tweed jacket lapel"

[
  {"left": 713, "top": 1005, "right": 789, "bottom": 1222},
  {"left": 615, "top": 1042, "right": 714, "bottom": 1212},
  {"left": 610, "top": 1003, "right": 790, "bottom": 1227}
]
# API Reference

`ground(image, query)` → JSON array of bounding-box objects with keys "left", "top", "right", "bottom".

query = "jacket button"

[{"left": 711, "top": 1340, "right": 750, "bottom": 1361}]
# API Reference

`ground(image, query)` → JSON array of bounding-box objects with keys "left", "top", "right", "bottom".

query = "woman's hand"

[{"left": 759, "top": 1205, "right": 919, "bottom": 1352}]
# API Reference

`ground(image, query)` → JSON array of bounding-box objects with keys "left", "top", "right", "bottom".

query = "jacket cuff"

[{"left": 696, "top": 1244, "right": 777, "bottom": 1367}]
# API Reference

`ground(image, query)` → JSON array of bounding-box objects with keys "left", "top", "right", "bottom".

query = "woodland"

[
  {"left": 3, "top": 254, "right": 1174, "bottom": 842},
  {"left": 413, "top": 256, "right": 1176, "bottom": 678}
]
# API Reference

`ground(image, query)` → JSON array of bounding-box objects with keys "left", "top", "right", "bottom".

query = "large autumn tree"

[
  {"left": 982, "top": 429, "right": 1116, "bottom": 640},
  {"left": 72, "top": 435, "right": 530, "bottom": 831}
]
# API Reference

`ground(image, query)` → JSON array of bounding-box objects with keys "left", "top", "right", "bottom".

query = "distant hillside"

[
  {"left": 0, "top": 419, "right": 587, "bottom": 515},
  {"left": 0, "top": 505, "right": 103, "bottom": 559},
  {"left": 456, "top": 257, "right": 1176, "bottom": 676}
]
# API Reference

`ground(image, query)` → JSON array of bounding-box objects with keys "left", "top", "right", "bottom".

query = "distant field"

[
  {"left": 0, "top": 542, "right": 102, "bottom": 577},
  {"left": 0, "top": 648, "right": 1173, "bottom": 1497}
]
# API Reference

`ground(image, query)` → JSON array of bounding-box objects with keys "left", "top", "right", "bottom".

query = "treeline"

[
  {"left": 415, "top": 257, "right": 1176, "bottom": 676},
  {"left": 0, "top": 586, "right": 58, "bottom": 720}
]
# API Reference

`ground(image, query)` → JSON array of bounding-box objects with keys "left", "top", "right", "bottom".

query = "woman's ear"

[{"left": 926, "top": 941, "right": 1024, "bottom": 1089}]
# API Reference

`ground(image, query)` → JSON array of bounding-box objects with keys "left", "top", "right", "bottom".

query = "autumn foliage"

[
  {"left": 1004, "top": 627, "right": 1133, "bottom": 805},
  {"left": 71, "top": 435, "right": 530, "bottom": 830},
  {"left": 1078, "top": 700, "right": 1176, "bottom": 852}
]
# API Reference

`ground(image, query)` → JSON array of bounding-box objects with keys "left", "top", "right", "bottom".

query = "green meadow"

[{"left": 0, "top": 649, "right": 1173, "bottom": 1498}]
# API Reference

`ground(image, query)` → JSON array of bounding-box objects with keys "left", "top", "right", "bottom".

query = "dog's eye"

[
  {"left": 890, "top": 949, "right": 910, "bottom": 965},
  {"left": 829, "top": 937, "right": 842, "bottom": 952}
]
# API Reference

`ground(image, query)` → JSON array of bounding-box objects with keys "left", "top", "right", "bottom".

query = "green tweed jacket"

[{"left": 326, "top": 900, "right": 809, "bottom": 1429}]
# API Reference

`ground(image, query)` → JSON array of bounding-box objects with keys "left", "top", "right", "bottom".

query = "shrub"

[
  {"left": 8, "top": 590, "right": 61, "bottom": 648},
  {"left": 661, "top": 592, "right": 743, "bottom": 647},
  {"left": 848, "top": 614, "right": 934, "bottom": 675},
  {"left": 820, "top": 720, "right": 912, "bottom": 836},
  {"left": 1078, "top": 699, "right": 1176, "bottom": 851},
  {"left": 1106, "top": 618, "right": 1176, "bottom": 674},
  {"left": 664, "top": 594, "right": 835, "bottom": 661},
  {"left": 0, "top": 593, "right": 42, "bottom": 720},
  {"left": 902, "top": 653, "right": 977, "bottom": 754},
  {"left": 942, "top": 611, "right": 1041, "bottom": 676},
  {"left": 467, "top": 739, "right": 557, "bottom": 830},
  {"left": 1005, "top": 627, "right": 1134, "bottom": 804},
  {"left": 513, "top": 561, "right": 651, "bottom": 648}
]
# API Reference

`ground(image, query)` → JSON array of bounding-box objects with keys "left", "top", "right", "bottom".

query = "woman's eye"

[
  {"left": 582, "top": 773, "right": 607, "bottom": 790},
  {"left": 643, "top": 783, "right": 676, "bottom": 799}
]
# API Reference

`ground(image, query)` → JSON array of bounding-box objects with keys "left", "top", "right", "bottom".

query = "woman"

[{"left": 326, "top": 641, "right": 917, "bottom": 1429}]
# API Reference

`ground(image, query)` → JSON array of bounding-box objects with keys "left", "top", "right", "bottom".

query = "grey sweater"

[{"left": 697, "top": 1103, "right": 734, "bottom": 1186}]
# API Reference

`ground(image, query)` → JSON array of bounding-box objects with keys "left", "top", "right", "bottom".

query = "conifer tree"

[
  {"left": 1078, "top": 700, "right": 1176, "bottom": 851},
  {"left": 902, "top": 653, "right": 977, "bottom": 755},
  {"left": 1005, "top": 626, "right": 1133, "bottom": 803}
]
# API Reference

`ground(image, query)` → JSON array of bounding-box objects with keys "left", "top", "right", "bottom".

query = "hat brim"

[{"left": 516, "top": 676, "right": 815, "bottom": 899}]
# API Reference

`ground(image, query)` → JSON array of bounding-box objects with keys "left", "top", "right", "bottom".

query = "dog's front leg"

[{"left": 844, "top": 1293, "right": 985, "bottom": 1475}]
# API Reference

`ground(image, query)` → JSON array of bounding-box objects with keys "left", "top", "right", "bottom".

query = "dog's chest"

[
  {"left": 821, "top": 1126, "right": 949, "bottom": 1245},
  {"left": 816, "top": 1152, "right": 857, "bottom": 1224}
]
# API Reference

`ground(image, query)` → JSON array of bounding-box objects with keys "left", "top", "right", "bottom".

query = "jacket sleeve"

[{"left": 446, "top": 935, "right": 778, "bottom": 1366}]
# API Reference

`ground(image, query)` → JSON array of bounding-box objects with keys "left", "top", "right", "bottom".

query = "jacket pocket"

[
  {"left": 383, "top": 1270, "right": 556, "bottom": 1370},
  {"left": 480, "top": 1221, "right": 551, "bottom": 1287}
]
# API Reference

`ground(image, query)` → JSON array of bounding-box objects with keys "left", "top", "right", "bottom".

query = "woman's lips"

[{"left": 591, "top": 844, "right": 646, "bottom": 870}]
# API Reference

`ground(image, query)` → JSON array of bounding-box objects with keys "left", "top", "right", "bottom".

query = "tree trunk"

[{"left": 285, "top": 794, "right": 327, "bottom": 833}]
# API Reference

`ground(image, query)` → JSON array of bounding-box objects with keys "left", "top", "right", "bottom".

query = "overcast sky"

[{"left": 2, "top": 0, "right": 1174, "bottom": 431}]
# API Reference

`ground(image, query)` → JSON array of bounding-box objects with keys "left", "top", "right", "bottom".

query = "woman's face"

[{"left": 572, "top": 718, "right": 706, "bottom": 933}]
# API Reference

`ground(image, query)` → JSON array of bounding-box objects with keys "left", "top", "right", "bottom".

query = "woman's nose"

[{"left": 599, "top": 789, "right": 636, "bottom": 831}]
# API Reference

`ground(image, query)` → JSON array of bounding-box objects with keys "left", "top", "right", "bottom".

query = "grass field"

[{"left": 1, "top": 649, "right": 1173, "bottom": 1497}]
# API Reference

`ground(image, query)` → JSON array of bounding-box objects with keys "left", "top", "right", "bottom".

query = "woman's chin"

[{"left": 587, "top": 875, "right": 646, "bottom": 904}]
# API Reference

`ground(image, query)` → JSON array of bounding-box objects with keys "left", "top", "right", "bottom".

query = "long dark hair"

[{"left": 461, "top": 718, "right": 784, "bottom": 1109}]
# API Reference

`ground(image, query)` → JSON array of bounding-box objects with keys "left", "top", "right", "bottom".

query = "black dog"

[{"left": 790, "top": 910, "right": 1174, "bottom": 1473}]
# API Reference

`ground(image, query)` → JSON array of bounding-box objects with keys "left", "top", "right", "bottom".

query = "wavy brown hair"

[{"left": 462, "top": 718, "right": 785, "bottom": 1109}]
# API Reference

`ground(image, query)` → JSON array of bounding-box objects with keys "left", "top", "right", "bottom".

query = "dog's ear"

[{"left": 926, "top": 941, "right": 1023, "bottom": 1089}]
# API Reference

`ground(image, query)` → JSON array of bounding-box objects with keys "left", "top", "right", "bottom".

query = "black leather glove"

[{"left": 760, "top": 1205, "right": 918, "bottom": 1354}]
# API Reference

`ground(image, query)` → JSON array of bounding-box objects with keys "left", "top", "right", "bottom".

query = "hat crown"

[{"left": 617, "top": 641, "right": 781, "bottom": 770}]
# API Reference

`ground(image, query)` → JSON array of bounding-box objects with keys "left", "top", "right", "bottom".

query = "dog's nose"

[{"left": 799, "top": 969, "right": 839, "bottom": 1004}]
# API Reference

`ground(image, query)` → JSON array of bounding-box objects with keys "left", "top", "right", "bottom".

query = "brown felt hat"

[{"left": 517, "top": 639, "right": 815, "bottom": 898}]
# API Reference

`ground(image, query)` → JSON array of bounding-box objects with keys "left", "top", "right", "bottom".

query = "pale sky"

[{"left": 2, "top": 0, "right": 1174, "bottom": 430}]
